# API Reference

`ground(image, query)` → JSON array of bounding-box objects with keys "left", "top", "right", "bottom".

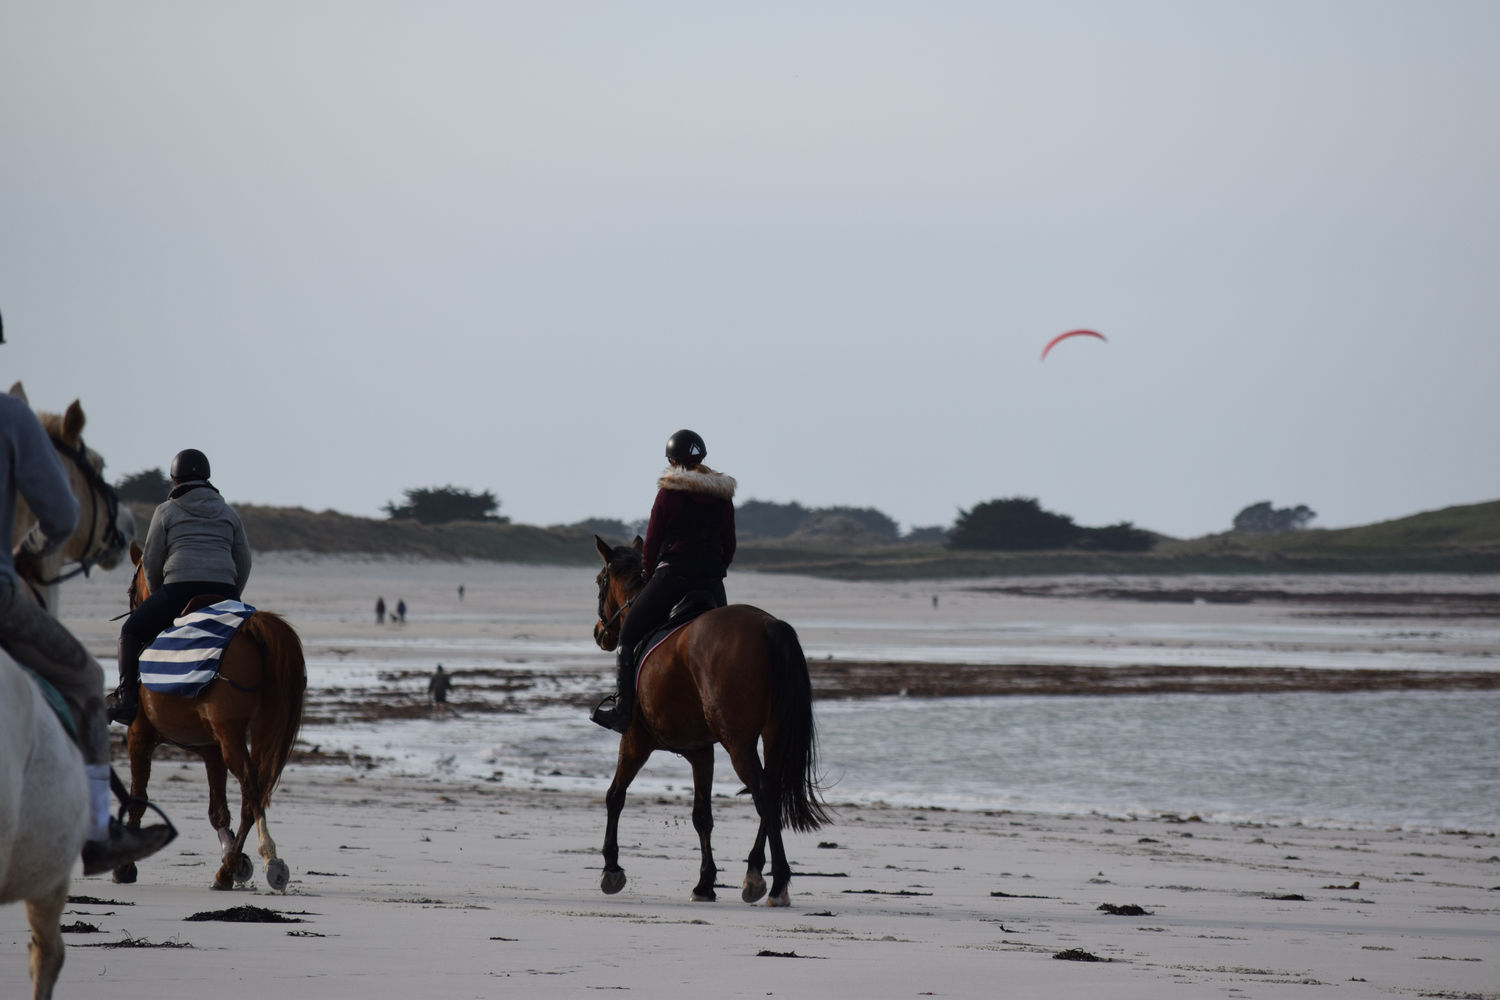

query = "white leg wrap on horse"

[{"left": 86, "top": 763, "right": 111, "bottom": 839}]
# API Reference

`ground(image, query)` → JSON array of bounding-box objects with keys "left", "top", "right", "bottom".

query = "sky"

[{"left": 3, "top": 2, "right": 1497, "bottom": 539}]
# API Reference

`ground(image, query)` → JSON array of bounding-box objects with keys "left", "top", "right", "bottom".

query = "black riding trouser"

[
  {"left": 122, "top": 581, "right": 243, "bottom": 644},
  {"left": 618, "top": 566, "right": 726, "bottom": 657}
]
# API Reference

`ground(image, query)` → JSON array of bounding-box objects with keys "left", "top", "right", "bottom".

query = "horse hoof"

[
  {"left": 266, "top": 858, "right": 290, "bottom": 892},
  {"left": 601, "top": 868, "right": 627, "bottom": 895},
  {"left": 764, "top": 889, "right": 791, "bottom": 908},
  {"left": 233, "top": 853, "right": 254, "bottom": 884},
  {"left": 691, "top": 889, "right": 717, "bottom": 902},
  {"left": 741, "top": 875, "right": 767, "bottom": 904},
  {"left": 212, "top": 874, "right": 234, "bottom": 891},
  {"left": 112, "top": 863, "right": 137, "bottom": 885}
]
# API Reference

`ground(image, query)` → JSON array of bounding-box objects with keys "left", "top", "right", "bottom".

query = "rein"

[
  {"left": 596, "top": 560, "right": 644, "bottom": 636},
  {"left": 29, "top": 436, "right": 128, "bottom": 587}
]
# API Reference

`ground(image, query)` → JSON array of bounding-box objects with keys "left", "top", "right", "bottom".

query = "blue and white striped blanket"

[{"left": 140, "top": 600, "right": 257, "bottom": 696}]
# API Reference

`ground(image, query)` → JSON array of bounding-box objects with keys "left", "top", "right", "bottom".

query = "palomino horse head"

[
  {"left": 9, "top": 382, "right": 133, "bottom": 605},
  {"left": 592, "top": 534, "right": 645, "bottom": 651}
]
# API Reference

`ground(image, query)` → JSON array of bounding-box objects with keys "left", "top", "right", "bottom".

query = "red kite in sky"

[{"left": 1041, "top": 329, "right": 1106, "bottom": 361}]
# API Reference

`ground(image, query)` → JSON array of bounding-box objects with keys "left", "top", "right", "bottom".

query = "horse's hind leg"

[
  {"left": 199, "top": 746, "right": 239, "bottom": 874},
  {"left": 757, "top": 768, "right": 794, "bottom": 907},
  {"left": 26, "top": 887, "right": 67, "bottom": 1000},
  {"left": 724, "top": 742, "right": 771, "bottom": 904},
  {"left": 743, "top": 822, "right": 769, "bottom": 904},
  {"left": 684, "top": 747, "right": 718, "bottom": 902},
  {"left": 210, "top": 727, "right": 263, "bottom": 890},
  {"left": 255, "top": 812, "right": 289, "bottom": 891}
]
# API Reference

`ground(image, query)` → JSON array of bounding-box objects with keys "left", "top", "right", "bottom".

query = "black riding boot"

[
  {"left": 590, "top": 648, "right": 636, "bottom": 734},
  {"left": 107, "top": 634, "right": 144, "bottom": 725}
]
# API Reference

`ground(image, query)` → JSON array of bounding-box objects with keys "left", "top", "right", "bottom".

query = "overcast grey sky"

[{"left": 4, "top": 2, "right": 1497, "bottom": 538}]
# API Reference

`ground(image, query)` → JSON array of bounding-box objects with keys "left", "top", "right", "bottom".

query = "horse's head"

[
  {"left": 593, "top": 534, "right": 645, "bottom": 651},
  {"left": 14, "top": 391, "right": 133, "bottom": 601},
  {"left": 126, "top": 540, "right": 151, "bottom": 611}
]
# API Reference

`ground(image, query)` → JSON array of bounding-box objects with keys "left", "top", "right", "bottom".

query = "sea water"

[
  {"left": 260, "top": 563, "right": 1500, "bottom": 834},
  {"left": 300, "top": 677, "right": 1500, "bottom": 835}
]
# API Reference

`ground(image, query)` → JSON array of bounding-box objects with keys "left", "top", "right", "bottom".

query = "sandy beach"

[{"left": 4, "top": 557, "right": 1498, "bottom": 998}]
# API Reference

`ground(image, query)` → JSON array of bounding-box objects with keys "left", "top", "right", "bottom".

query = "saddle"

[
  {"left": 630, "top": 589, "right": 723, "bottom": 671},
  {"left": 18, "top": 664, "right": 78, "bottom": 741},
  {"left": 140, "top": 599, "right": 257, "bottom": 697}
]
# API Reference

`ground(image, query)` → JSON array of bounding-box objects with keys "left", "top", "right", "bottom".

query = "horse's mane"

[
  {"left": 610, "top": 544, "right": 643, "bottom": 579},
  {"left": 36, "top": 411, "right": 64, "bottom": 441},
  {"left": 34, "top": 411, "right": 81, "bottom": 450}
]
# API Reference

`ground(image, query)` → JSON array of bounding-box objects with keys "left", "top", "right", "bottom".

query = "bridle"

[
  {"left": 594, "top": 560, "right": 642, "bottom": 645},
  {"left": 31, "top": 436, "right": 129, "bottom": 587}
]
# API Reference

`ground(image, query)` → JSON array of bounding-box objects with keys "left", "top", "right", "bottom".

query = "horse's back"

[{"left": 0, "top": 655, "right": 88, "bottom": 903}]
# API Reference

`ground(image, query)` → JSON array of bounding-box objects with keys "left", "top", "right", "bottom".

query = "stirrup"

[
  {"left": 106, "top": 688, "right": 138, "bottom": 725},
  {"left": 590, "top": 695, "right": 631, "bottom": 733}
]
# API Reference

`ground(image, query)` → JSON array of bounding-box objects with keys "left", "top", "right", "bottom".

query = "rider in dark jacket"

[{"left": 590, "top": 429, "right": 736, "bottom": 733}]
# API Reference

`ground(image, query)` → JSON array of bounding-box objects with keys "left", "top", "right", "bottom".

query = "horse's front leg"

[
  {"left": 123, "top": 720, "right": 156, "bottom": 829},
  {"left": 684, "top": 747, "right": 717, "bottom": 901},
  {"left": 113, "top": 720, "right": 159, "bottom": 884},
  {"left": 601, "top": 731, "right": 652, "bottom": 895}
]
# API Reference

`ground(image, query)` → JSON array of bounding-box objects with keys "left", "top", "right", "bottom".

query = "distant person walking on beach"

[
  {"left": 457, "top": 584, "right": 464, "bottom": 601},
  {"left": 428, "top": 664, "right": 452, "bottom": 716},
  {"left": 396, "top": 598, "right": 407, "bottom": 624},
  {"left": 590, "top": 428, "right": 736, "bottom": 733},
  {"left": 376, "top": 596, "right": 386, "bottom": 624}
]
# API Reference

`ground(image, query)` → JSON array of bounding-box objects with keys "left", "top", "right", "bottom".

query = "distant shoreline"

[{"left": 126, "top": 498, "right": 1500, "bottom": 579}]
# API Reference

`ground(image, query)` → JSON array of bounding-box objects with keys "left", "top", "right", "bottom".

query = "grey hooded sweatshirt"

[{"left": 141, "top": 481, "right": 252, "bottom": 593}]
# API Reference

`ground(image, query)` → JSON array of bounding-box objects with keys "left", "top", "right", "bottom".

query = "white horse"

[
  {"left": 8, "top": 382, "right": 134, "bottom": 614},
  {"left": 0, "top": 654, "right": 89, "bottom": 1000},
  {"left": 1, "top": 384, "right": 130, "bottom": 999}
]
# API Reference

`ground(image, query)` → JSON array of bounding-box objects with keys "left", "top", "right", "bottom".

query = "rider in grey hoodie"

[{"left": 109, "top": 448, "right": 251, "bottom": 724}]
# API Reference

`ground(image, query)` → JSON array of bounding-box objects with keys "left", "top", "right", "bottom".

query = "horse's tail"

[
  {"left": 763, "top": 618, "right": 831, "bottom": 833},
  {"left": 240, "top": 611, "right": 306, "bottom": 810}
]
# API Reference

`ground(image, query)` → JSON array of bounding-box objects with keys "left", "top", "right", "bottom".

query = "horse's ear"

[
  {"left": 595, "top": 535, "right": 612, "bottom": 563},
  {"left": 130, "top": 540, "right": 143, "bottom": 564},
  {"left": 8, "top": 381, "right": 27, "bottom": 404},
  {"left": 632, "top": 535, "right": 643, "bottom": 551},
  {"left": 61, "top": 400, "right": 86, "bottom": 445}
]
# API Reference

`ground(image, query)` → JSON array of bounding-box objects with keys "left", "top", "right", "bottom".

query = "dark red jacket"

[{"left": 641, "top": 466, "right": 737, "bottom": 581}]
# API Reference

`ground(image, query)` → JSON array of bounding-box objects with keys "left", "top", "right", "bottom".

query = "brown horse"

[
  {"left": 592, "top": 535, "right": 829, "bottom": 906},
  {"left": 117, "top": 541, "right": 306, "bottom": 890}
]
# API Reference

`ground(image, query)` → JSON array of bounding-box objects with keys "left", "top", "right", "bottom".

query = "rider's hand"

[{"left": 11, "top": 548, "right": 43, "bottom": 582}]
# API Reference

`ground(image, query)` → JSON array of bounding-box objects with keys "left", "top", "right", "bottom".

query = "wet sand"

[{"left": 5, "top": 556, "right": 1497, "bottom": 998}]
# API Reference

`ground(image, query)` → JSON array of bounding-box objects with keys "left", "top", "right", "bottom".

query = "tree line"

[{"left": 116, "top": 472, "right": 1313, "bottom": 550}]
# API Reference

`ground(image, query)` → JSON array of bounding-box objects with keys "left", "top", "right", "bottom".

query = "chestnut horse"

[
  {"left": 117, "top": 542, "right": 305, "bottom": 890},
  {"left": 591, "top": 535, "right": 829, "bottom": 906}
]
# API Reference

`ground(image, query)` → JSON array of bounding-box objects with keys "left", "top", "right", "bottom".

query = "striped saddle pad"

[{"left": 140, "top": 600, "right": 257, "bottom": 696}]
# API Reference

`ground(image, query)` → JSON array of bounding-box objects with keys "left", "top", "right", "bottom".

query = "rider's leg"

[
  {"left": 0, "top": 579, "right": 176, "bottom": 873},
  {"left": 108, "top": 584, "right": 189, "bottom": 724},
  {"left": 591, "top": 571, "right": 685, "bottom": 733},
  {"left": 108, "top": 632, "right": 145, "bottom": 724}
]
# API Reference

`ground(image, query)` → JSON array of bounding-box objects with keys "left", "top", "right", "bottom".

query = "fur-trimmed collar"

[{"left": 658, "top": 464, "right": 736, "bottom": 499}]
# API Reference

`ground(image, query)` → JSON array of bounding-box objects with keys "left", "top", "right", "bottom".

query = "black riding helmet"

[
  {"left": 170, "top": 448, "right": 211, "bottom": 482},
  {"left": 665, "top": 429, "right": 707, "bottom": 467}
]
